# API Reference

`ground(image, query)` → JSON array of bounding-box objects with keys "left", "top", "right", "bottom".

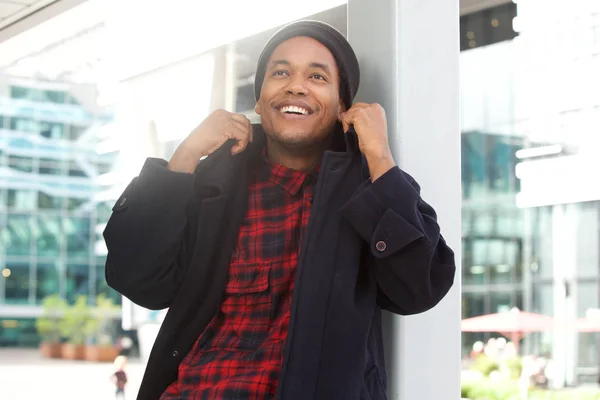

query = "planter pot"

[
  {"left": 39, "top": 342, "right": 62, "bottom": 358},
  {"left": 61, "top": 343, "right": 85, "bottom": 360},
  {"left": 85, "top": 345, "right": 120, "bottom": 362}
]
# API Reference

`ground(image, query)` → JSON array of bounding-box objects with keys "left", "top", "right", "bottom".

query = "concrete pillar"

[
  {"left": 551, "top": 204, "right": 578, "bottom": 388},
  {"left": 347, "top": 1, "right": 462, "bottom": 399}
]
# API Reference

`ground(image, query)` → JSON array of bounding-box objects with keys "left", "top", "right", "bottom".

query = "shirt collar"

[{"left": 260, "top": 149, "right": 318, "bottom": 196}]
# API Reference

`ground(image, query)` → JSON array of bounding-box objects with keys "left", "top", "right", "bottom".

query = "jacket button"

[
  {"left": 119, "top": 197, "right": 127, "bottom": 207},
  {"left": 375, "top": 241, "right": 387, "bottom": 252},
  {"left": 172, "top": 350, "right": 179, "bottom": 357}
]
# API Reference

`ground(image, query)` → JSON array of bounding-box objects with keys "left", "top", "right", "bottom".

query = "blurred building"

[
  {"left": 461, "top": 0, "right": 600, "bottom": 386},
  {"left": 0, "top": 75, "right": 116, "bottom": 346}
]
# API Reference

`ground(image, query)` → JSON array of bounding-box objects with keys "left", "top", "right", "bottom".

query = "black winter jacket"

[{"left": 104, "top": 124, "right": 456, "bottom": 399}]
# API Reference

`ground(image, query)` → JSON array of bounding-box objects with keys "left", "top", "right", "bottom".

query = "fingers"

[
  {"left": 338, "top": 112, "right": 350, "bottom": 133},
  {"left": 228, "top": 119, "right": 252, "bottom": 155},
  {"left": 339, "top": 108, "right": 357, "bottom": 133}
]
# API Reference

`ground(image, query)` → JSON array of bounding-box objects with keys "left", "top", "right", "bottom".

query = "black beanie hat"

[{"left": 254, "top": 20, "right": 360, "bottom": 108}]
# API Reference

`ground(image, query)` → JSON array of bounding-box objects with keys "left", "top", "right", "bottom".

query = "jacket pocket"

[
  {"left": 364, "top": 366, "right": 387, "bottom": 400},
  {"left": 220, "top": 261, "right": 272, "bottom": 346}
]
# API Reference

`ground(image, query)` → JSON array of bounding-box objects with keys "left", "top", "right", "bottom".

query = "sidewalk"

[{"left": 0, "top": 348, "right": 146, "bottom": 399}]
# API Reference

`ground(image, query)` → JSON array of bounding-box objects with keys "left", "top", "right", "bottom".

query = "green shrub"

[
  {"left": 59, "top": 295, "right": 92, "bottom": 345},
  {"left": 461, "top": 380, "right": 600, "bottom": 400},
  {"left": 471, "top": 354, "right": 500, "bottom": 377},
  {"left": 504, "top": 357, "right": 522, "bottom": 380},
  {"left": 35, "top": 294, "right": 67, "bottom": 343}
]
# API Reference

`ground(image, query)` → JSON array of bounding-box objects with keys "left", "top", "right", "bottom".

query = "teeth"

[{"left": 280, "top": 105, "right": 309, "bottom": 115}]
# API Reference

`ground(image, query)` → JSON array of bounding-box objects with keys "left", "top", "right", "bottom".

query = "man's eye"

[
  {"left": 272, "top": 70, "right": 289, "bottom": 77},
  {"left": 311, "top": 74, "right": 326, "bottom": 81}
]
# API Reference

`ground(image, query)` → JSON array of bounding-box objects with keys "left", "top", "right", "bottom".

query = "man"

[{"left": 104, "top": 20, "right": 455, "bottom": 400}]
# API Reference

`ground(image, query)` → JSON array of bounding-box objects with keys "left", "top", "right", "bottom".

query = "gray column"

[{"left": 347, "top": 1, "right": 462, "bottom": 399}]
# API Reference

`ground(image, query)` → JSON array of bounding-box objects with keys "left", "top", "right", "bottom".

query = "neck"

[{"left": 265, "top": 139, "right": 327, "bottom": 171}]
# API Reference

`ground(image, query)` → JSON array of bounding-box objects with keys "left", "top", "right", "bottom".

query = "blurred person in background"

[
  {"left": 112, "top": 355, "right": 128, "bottom": 399},
  {"left": 104, "top": 20, "right": 455, "bottom": 399}
]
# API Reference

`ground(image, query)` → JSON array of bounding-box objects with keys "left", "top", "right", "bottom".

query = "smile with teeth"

[{"left": 279, "top": 105, "right": 311, "bottom": 115}]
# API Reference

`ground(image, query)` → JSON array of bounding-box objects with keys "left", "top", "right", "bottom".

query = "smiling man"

[{"left": 104, "top": 20, "right": 456, "bottom": 400}]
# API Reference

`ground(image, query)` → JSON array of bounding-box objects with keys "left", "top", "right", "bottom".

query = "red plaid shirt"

[{"left": 161, "top": 153, "right": 316, "bottom": 399}]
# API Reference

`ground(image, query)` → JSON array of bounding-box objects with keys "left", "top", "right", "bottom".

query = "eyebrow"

[{"left": 269, "top": 59, "right": 332, "bottom": 75}]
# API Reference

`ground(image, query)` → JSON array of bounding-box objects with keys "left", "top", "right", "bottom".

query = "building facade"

[
  {"left": 0, "top": 75, "right": 116, "bottom": 346},
  {"left": 461, "top": 0, "right": 600, "bottom": 386}
]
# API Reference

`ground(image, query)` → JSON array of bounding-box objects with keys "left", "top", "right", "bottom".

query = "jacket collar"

[{"left": 193, "top": 122, "right": 360, "bottom": 195}]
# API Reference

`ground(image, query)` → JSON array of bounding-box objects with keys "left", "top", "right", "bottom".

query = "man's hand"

[
  {"left": 168, "top": 109, "right": 253, "bottom": 173},
  {"left": 339, "top": 103, "right": 396, "bottom": 181}
]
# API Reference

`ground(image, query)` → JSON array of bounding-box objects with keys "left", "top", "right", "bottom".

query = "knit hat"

[{"left": 254, "top": 20, "right": 360, "bottom": 108}]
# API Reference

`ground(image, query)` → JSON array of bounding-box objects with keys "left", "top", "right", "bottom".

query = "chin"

[{"left": 271, "top": 131, "right": 322, "bottom": 148}]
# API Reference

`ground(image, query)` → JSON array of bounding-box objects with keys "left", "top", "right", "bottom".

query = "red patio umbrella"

[{"left": 462, "top": 307, "right": 556, "bottom": 351}]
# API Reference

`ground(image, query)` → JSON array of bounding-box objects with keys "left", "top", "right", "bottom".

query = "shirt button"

[
  {"left": 172, "top": 350, "right": 179, "bottom": 357},
  {"left": 119, "top": 197, "right": 127, "bottom": 207},
  {"left": 376, "top": 241, "right": 387, "bottom": 252}
]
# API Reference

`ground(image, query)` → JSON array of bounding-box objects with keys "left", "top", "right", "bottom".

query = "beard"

[{"left": 265, "top": 129, "right": 334, "bottom": 158}]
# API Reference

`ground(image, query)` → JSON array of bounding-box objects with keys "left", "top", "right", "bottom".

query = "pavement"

[{"left": 0, "top": 348, "right": 147, "bottom": 399}]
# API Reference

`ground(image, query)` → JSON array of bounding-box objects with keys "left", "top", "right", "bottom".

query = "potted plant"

[
  {"left": 84, "top": 294, "right": 121, "bottom": 362},
  {"left": 35, "top": 294, "right": 67, "bottom": 358},
  {"left": 59, "top": 295, "right": 92, "bottom": 360}
]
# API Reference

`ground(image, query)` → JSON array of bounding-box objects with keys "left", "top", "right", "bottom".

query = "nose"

[{"left": 285, "top": 76, "right": 308, "bottom": 96}]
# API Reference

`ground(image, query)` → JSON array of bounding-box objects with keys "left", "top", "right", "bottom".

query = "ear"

[
  {"left": 337, "top": 99, "right": 346, "bottom": 122},
  {"left": 254, "top": 102, "right": 262, "bottom": 115}
]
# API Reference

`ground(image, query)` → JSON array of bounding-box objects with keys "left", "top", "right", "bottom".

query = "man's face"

[{"left": 256, "top": 36, "right": 344, "bottom": 149}]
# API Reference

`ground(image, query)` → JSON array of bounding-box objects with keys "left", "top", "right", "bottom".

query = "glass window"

[
  {"left": 39, "top": 158, "right": 64, "bottom": 176},
  {"left": 490, "top": 291, "right": 512, "bottom": 313},
  {"left": 65, "top": 263, "right": 89, "bottom": 303},
  {"left": 7, "top": 189, "right": 36, "bottom": 210},
  {"left": 463, "top": 292, "right": 485, "bottom": 318},
  {"left": 576, "top": 202, "right": 600, "bottom": 278},
  {"left": 5, "top": 214, "right": 33, "bottom": 256},
  {"left": 68, "top": 125, "right": 87, "bottom": 140},
  {"left": 10, "top": 86, "right": 38, "bottom": 101},
  {"left": 531, "top": 207, "right": 555, "bottom": 279},
  {"left": 8, "top": 155, "right": 33, "bottom": 173},
  {"left": 36, "top": 215, "right": 62, "bottom": 257},
  {"left": 67, "top": 94, "right": 80, "bottom": 105},
  {"left": 463, "top": 239, "right": 486, "bottom": 285},
  {"left": 66, "top": 198, "right": 86, "bottom": 211},
  {"left": 461, "top": 132, "right": 487, "bottom": 199},
  {"left": 41, "top": 90, "right": 66, "bottom": 104},
  {"left": 473, "top": 212, "right": 493, "bottom": 236},
  {"left": 577, "top": 281, "right": 600, "bottom": 369},
  {"left": 95, "top": 161, "right": 113, "bottom": 175},
  {"left": 10, "top": 118, "right": 37, "bottom": 132},
  {"left": 3, "top": 261, "right": 31, "bottom": 304},
  {"left": 38, "top": 191, "right": 64, "bottom": 210},
  {"left": 0, "top": 318, "right": 39, "bottom": 347},
  {"left": 68, "top": 161, "right": 87, "bottom": 177},
  {"left": 532, "top": 283, "right": 554, "bottom": 316},
  {"left": 64, "top": 217, "right": 91, "bottom": 259},
  {"left": 461, "top": 292, "right": 487, "bottom": 358},
  {"left": 96, "top": 201, "right": 112, "bottom": 223},
  {"left": 577, "top": 281, "right": 599, "bottom": 319},
  {"left": 39, "top": 121, "right": 64, "bottom": 139},
  {"left": 36, "top": 262, "right": 62, "bottom": 303}
]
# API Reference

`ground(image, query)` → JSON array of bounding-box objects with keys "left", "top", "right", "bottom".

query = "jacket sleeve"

[
  {"left": 103, "top": 158, "right": 196, "bottom": 310},
  {"left": 340, "top": 166, "right": 456, "bottom": 315}
]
